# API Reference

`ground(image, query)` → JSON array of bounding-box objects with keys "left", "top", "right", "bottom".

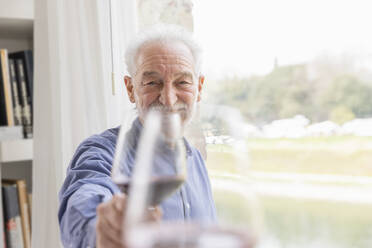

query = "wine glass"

[
  {"left": 111, "top": 110, "right": 188, "bottom": 226},
  {"left": 121, "top": 104, "right": 263, "bottom": 248}
]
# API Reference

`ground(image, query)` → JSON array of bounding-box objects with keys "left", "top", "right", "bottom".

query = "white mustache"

[{"left": 149, "top": 103, "right": 188, "bottom": 113}]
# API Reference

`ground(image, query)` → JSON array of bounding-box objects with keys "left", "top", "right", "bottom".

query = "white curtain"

[{"left": 33, "top": 0, "right": 137, "bottom": 247}]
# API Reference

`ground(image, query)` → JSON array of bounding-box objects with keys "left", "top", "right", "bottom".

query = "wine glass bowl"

[{"left": 112, "top": 111, "right": 187, "bottom": 208}]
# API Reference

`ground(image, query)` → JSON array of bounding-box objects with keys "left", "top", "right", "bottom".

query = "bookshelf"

[
  {"left": 0, "top": 139, "right": 33, "bottom": 163},
  {"left": 0, "top": 0, "right": 34, "bottom": 246},
  {"left": 0, "top": 0, "right": 33, "bottom": 52}
]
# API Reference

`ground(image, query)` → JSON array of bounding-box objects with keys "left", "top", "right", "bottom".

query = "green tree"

[
  {"left": 207, "top": 65, "right": 372, "bottom": 125},
  {"left": 321, "top": 75, "right": 372, "bottom": 119},
  {"left": 329, "top": 106, "right": 355, "bottom": 124}
]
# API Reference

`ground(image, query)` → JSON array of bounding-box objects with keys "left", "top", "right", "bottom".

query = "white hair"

[{"left": 125, "top": 24, "right": 203, "bottom": 77}]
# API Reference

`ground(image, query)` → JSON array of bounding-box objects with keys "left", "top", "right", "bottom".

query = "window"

[
  {"left": 137, "top": 0, "right": 372, "bottom": 247},
  {"left": 193, "top": 1, "right": 372, "bottom": 247}
]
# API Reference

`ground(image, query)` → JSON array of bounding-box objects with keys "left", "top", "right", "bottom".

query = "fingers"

[
  {"left": 96, "top": 194, "right": 164, "bottom": 248},
  {"left": 113, "top": 193, "right": 127, "bottom": 213},
  {"left": 97, "top": 194, "right": 127, "bottom": 231},
  {"left": 96, "top": 218, "right": 123, "bottom": 248},
  {"left": 97, "top": 213, "right": 122, "bottom": 245},
  {"left": 144, "top": 206, "right": 163, "bottom": 222},
  {"left": 96, "top": 193, "right": 128, "bottom": 248},
  {"left": 96, "top": 235, "right": 125, "bottom": 248}
]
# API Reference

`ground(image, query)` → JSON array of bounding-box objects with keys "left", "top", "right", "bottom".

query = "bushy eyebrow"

[
  {"left": 174, "top": 71, "right": 194, "bottom": 80},
  {"left": 142, "top": 71, "right": 161, "bottom": 78},
  {"left": 141, "top": 71, "right": 194, "bottom": 80}
]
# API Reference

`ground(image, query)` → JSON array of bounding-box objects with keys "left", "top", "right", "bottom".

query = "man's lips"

[{"left": 149, "top": 108, "right": 187, "bottom": 113}]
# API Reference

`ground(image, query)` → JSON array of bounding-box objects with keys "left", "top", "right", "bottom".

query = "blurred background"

[
  {"left": 191, "top": 1, "right": 372, "bottom": 247},
  {"left": 141, "top": 0, "right": 372, "bottom": 247},
  {"left": 2, "top": 0, "right": 370, "bottom": 247}
]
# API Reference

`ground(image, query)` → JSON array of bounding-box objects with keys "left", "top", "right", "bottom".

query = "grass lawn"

[
  {"left": 212, "top": 178, "right": 372, "bottom": 248},
  {"left": 206, "top": 136, "right": 372, "bottom": 177},
  {"left": 207, "top": 136, "right": 372, "bottom": 247}
]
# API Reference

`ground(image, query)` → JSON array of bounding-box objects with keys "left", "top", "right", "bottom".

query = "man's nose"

[{"left": 159, "top": 84, "right": 177, "bottom": 107}]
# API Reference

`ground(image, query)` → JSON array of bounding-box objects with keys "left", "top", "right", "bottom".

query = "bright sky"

[{"left": 193, "top": 0, "right": 372, "bottom": 79}]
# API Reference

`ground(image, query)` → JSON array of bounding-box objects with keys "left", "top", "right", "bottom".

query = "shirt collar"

[{"left": 182, "top": 137, "right": 193, "bottom": 157}]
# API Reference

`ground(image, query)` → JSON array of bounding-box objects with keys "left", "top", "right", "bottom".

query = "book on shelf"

[
  {"left": 8, "top": 59, "right": 22, "bottom": 126},
  {"left": 3, "top": 229, "right": 7, "bottom": 248},
  {"left": 9, "top": 50, "right": 33, "bottom": 138},
  {"left": 3, "top": 180, "right": 31, "bottom": 248},
  {"left": 8, "top": 51, "right": 33, "bottom": 108},
  {"left": 27, "top": 193, "right": 31, "bottom": 232},
  {"left": 13, "top": 59, "right": 32, "bottom": 138},
  {"left": 2, "top": 182, "right": 24, "bottom": 248},
  {"left": 0, "top": 49, "right": 34, "bottom": 138},
  {"left": 0, "top": 49, "right": 14, "bottom": 126}
]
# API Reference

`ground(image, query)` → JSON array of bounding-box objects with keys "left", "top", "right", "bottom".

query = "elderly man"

[{"left": 58, "top": 25, "right": 216, "bottom": 248}]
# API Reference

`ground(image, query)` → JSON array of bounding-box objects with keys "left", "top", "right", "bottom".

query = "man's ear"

[
  {"left": 197, "top": 75, "right": 205, "bottom": 102},
  {"left": 124, "top": 76, "right": 135, "bottom": 103}
]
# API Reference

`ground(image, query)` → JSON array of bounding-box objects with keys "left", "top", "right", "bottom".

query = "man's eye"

[
  {"left": 145, "top": 81, "right": 158, "bottom": 86},
  {"left": 178, "top": 81, "right": 190, "bottom": 85}
]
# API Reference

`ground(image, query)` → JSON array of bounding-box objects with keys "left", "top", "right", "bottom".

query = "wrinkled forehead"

[{"left": 135, "top": 41, "right": 196, "bottom": 75}]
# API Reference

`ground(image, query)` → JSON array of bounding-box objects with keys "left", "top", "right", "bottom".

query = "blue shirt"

[{"left": 58, "top": 118, "right": 216, "bottom": 248}]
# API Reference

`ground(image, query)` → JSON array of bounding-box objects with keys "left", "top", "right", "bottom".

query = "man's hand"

[{"left": 96, "top": 193, "right": 162, "bottom": 248}]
